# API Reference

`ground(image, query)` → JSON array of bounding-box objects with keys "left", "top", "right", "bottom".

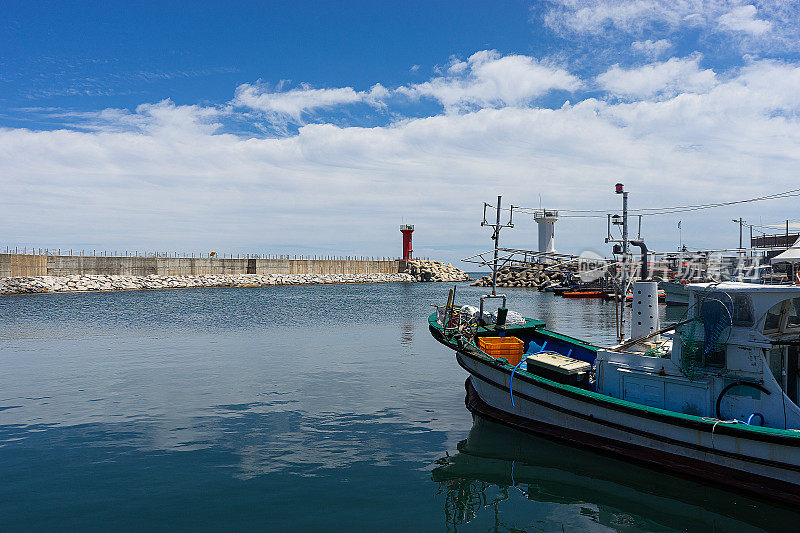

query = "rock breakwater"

[
  {"left": 402, "top": 260, "right": 471, "bottom": 282},
  {"left": 471, "top": 265, "right": 568, "bottom": 290},
  {"left": 0, "top": 273, "right": 416, "bottom": 295}
]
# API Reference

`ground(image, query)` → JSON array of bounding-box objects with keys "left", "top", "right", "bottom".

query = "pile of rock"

[
  {"left": 471, "top": 265, "right": 568, "bottom": 290},
  {"left": 402, "top": 260, "right": 471, "bottom": 282},
  {"left": 0, "top": 272, "right": 416, "bottom": 295}
]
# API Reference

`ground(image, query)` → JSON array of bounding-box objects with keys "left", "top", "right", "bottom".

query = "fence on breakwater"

[{"left": 0, "top": 251, "right": 406, "bottom": 278}]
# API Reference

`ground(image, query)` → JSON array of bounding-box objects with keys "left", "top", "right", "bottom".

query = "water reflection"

[
  {"left": 433, "top": 414, "right": 800, "bottom": 532},
  {"left": 400, "top": 324, "right": 414, "bottom": 346}
]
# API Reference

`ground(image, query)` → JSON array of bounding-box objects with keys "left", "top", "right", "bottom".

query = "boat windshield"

[
  {"left": 788, "top": 298, "right": 800, "bottom": 330},
  {"left": 764, "top": 297, "right": 800, "bottom": 334},
  {"left": 763, "top": 297, "right": 800, "bottom": 407}
]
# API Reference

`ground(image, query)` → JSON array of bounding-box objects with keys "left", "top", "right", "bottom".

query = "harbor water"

[{"left": 1, "top": 281, "right": 798, "bottom": 531}]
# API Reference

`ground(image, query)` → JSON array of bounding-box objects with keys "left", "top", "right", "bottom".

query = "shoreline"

[{"left": 0, "top": 273, "right": 419, "bottom": 296}]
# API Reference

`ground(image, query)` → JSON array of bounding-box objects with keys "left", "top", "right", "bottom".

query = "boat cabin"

[{"left": 594, "top": 282, "right": 800, "bottom": 430}]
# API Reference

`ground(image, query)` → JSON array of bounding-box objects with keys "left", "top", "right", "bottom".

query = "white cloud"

[
  {"left": 631, "top": 39, "right": 671, "bottom": 59},
  {"left": 543, "top": 1, "right": 795, "bottom": 51},
  {"left": 718, "top": 5, "right": 771, "bottom": 35},
  {"left": 2, "top": 59, "right": 800, "bottom": 264},
  {"left": 232, "top": 50, "right": 580, "bottom": 121},
  {"left": 37, "top": 100, "right": 226, "bottom": 137},
  {"left": 232, "top": 82, "right": 388, "bottom": 121},
  {"left": 396, "top": 50, "right": 580, "bottom": 111},
  {"left": 543, "top": 0, "right": 707, "bottom": 35},
  {"left": 597, "top": 56, "right": 717, "bottom": 98}
]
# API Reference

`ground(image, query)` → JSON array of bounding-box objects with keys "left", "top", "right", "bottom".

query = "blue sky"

[
  {"left": 2, "top": 1, "right": 799, "bottom": 263},
  {"left": 2, "top": 2, "right": 545, "bottom": 126}
]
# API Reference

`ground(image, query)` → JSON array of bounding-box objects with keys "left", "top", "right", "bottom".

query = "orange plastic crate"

[{"left": 478, "top": 336, "right": 524, "bottom": 365}]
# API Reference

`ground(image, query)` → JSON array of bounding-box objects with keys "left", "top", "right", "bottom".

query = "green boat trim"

[{"left": 429, "top": 312, "right": 800, "bottom": 442}]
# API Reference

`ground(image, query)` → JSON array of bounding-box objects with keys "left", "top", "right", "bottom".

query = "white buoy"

[{"left": 631, "top": 281, "right": 660, "bottom": 343}]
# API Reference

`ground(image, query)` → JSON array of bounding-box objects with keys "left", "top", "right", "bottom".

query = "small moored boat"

[
  {"left": 661, "top": 280, "right": 690, "bottom": 305},
  {"left": 561, "top": 290, "right": 605, "bottom": 298},
  {"left": 431, "top": 281, "right": 800, "bottom": 504}
]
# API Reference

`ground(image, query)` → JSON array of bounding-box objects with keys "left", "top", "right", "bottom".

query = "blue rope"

[
  {"left": 509, "top": 359, "right": 526, "bottom": 407},
  {"left": 747, "top": 413, "right": 764, "bottom": 426},
  {"left": 510, "top": 341, "right": 547, "bottom": 407}
]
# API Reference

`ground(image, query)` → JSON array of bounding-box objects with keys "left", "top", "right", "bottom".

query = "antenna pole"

[
  {"left": 611, "top": 183, "right": 629, "bottom": 343},
  {"left": 480, "top": 195, "right": 514, "bottom": 297},
  {"left": 491, "top": 196, "right": 502, "bottom": 296}
]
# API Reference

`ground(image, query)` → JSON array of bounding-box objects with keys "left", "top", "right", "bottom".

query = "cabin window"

[
  {"left": 763, "top": 298, "right": 800, "bottom": 333},
  {"left": 699, "top": 291, "right": 753, "bottom": 327},
  {"left": 705, "top": 347, "right": 726, "bottom": 368},
  {"left": 788, "top": 298, "right": 800, "bottom": 330},
  {"left": 731, "top": 294, "right": 754, "bottom": 327},
  {"left": 764, "top": 301, "right": 783, "bottom": 332}
]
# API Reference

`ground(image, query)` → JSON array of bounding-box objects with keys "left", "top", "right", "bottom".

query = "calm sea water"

[{"left": 1, "top": 281, "right": 798, "bottom": 531}]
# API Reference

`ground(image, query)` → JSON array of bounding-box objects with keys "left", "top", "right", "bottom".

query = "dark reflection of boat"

[{"left": 432, "top": 407, "right": 800, "bottom": 531}]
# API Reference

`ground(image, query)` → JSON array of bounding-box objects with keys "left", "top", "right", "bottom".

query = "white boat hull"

[
  {"left": 457, "top": 351, "right": 800, "bottom": 504},
  {"left": 660, "top": 281, "right": 689, "bottom": 306}
]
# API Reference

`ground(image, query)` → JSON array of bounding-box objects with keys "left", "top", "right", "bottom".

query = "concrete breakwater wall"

[
  {"left": 1, "top": 273, "right": 416, "bottom": 295},
  {"left": 0, "top": 254, "right": 401, "bottom": 278}
]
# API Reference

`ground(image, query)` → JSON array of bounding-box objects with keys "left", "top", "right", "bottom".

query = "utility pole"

[{"left": 732, "top": 218, "right": 745, "bottom": 250}]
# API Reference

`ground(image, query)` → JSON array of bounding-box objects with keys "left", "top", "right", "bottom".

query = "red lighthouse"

[{"left": 400, "top": 225, "right": 414, "bottom": 261}]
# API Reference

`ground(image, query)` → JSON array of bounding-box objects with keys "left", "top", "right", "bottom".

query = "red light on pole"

[{"left": 615, "top": 183, "right": 624, "bottom": 194}]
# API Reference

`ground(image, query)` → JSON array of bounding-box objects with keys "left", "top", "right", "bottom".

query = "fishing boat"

[
  {"left": 430, "top": 188, "right": 800, "bottom": 504},
  {"left": 661, "top": 280, "right": 690, "bottom": 305},
  {"left": 660, "top": 248, "right": 793, "bottom": 306},
  {"left": 561, "top": 290, "right": 605, "bottom": 298}
]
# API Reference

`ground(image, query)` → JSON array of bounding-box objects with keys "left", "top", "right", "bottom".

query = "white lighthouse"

[{"left": 533, "top": 209, "right": 559, "bottom": 254}]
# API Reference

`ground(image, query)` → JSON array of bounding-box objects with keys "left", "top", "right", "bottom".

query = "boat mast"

[
  {"left": 617, "top": 183, "right": 629, "bottom": 342},
  {"left": 481, "top": 195, "right": 513, "bottom": 296},
  {"left": 492, "top": 196, "right": 502, "bottom": 295}
]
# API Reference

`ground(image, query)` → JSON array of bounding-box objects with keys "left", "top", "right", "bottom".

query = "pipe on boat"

[{"left": 629, "top": 240, "right": 649, "bottom": 279}]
